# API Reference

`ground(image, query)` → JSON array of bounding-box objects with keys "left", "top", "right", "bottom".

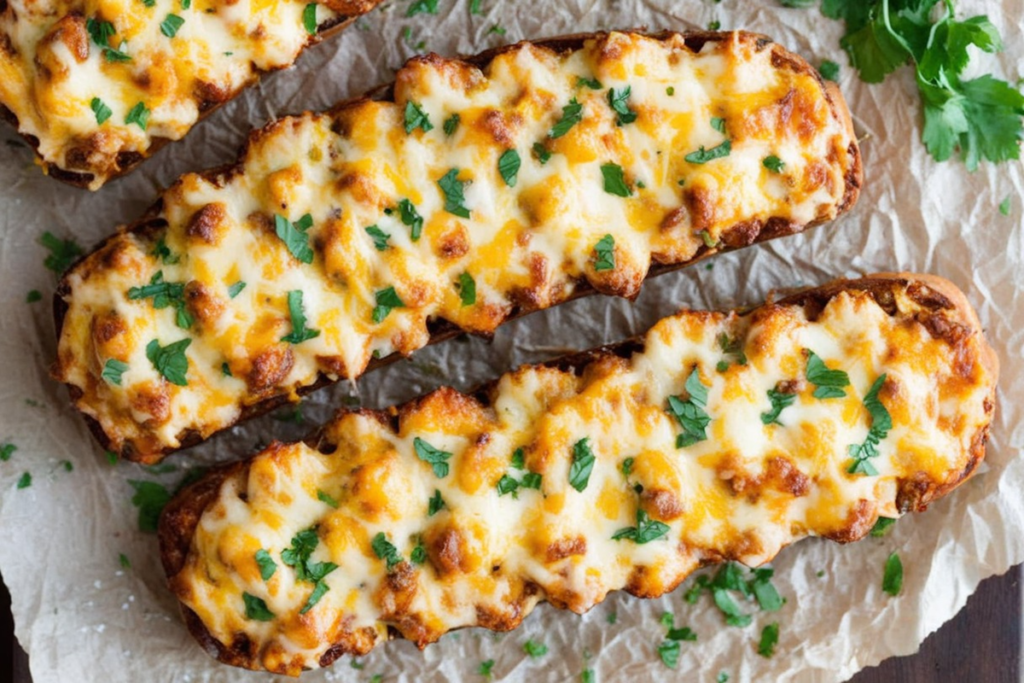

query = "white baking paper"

[{"left": 1, "top": 1, "right": 1022, "bottom": 681}]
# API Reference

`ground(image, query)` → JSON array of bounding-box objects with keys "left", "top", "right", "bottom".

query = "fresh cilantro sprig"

[{"left": 847, "top": 374, "right": 893, "bottom": 475}]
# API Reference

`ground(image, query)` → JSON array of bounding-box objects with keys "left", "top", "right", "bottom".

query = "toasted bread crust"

[{"left": 158, "top": 273, "right": 996, "bottom": 674}]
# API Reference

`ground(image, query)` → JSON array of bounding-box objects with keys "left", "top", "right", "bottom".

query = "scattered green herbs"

[
  {"left": 101, "top": 359, "right": 129, "bottom": 386},
  {"left": 870, "top": 517, "right": 897, "bottom": 536},
  {"left": 16, "top": 472, "right": 31, "bottom": 489},
  {"left": 847, "top": 375, "right": 892, "bottom": 475},
  {"left": 523, "top": 639, "right": 548, "bottom": 657},
  {"left": 0, "top": 444, "right": 14, "bottom": 462},
  {"left": 372, "top": 286, "right": 405, "bottom": 324},
  {"left": 819, "top": 59, "right": 841, "bottom": 81},
  {"left": 601, "top": 162, "right": 633, "bottom": 197},
  {"left": 883, "top": 551, "right": 904, "bottom": 595},
  {"left": 410, "top": 542, "right": 427, "bottom": 565},
  {"left": 407, "top": 0, "right": 439, "bottom": 16},
  {"left": 593, "top": 234, "right": 616, "bottom": 271},
  {"left": 685, "top": 140, "right": 731, "bottom": 164},
  {"left": 255, "top": 549, "right": 277, "bottom": 581},
  {"left": 281, "top": 290, "right": 321, "bottom": 344},
  {"left": 763, "top": 155, "right": 786, "bottom": 173},
  {"left": 611, "top": 508, "right": 670, "bottom": 544},
  {"left": 86, "top": 18, "right": 131, "bottom": 62},
  {"left": 26, "top": 290, "right": 42, "bottom": 303},
  {"left": 757, "top": 622, "right": 780, "bottom": 657},
  {"left": 479, "top": 659, "right": 495, "bottom": 677},
  {"left": 438, "top": 168, "right": 471, "bottom": 218},
  {"left": 549, "top": 98, "right": 584, "bottom": 138},
  {"left": 444, "top": 113, "right": 460, "bottom": 136},
  {"left": 404, "top": 101, "right": 434, "bottom": 134},
  {"left": 398, "top": 198, "right": 424, "bottom": 241},
  {"left": 145, "top": 338, "right": 191, "bottom": 386},
  {"left": 365, "top": 225, "right": 391, "bottom": 251},
  {"left": 711, "top": 116, "right": 726, "bottom": 133},
  {"left": 716, "top": 333, "right": 748, "bottom": 372},
  {"left": 128, "top": 271, "right": 192, "bottom": 329},
  {"left": 160, "top": 14, "right": 185, "bottom": 38},
  {"left": 302, "top": 3, "right": 318, "bottom": 34},
  {"left": 607, "top": 86, "right": 638, "bottom": 125},
  {"left": 414, "top": 437, "right": 452, "bottom": 478},
  {"left": 532, "top": 142, "right": 552, "bottom": 165},
  {"left": 805, "top": 350, "right": 850, "bottom": 398},
  {"left": 761, "top": 389, "right": 797, "bottom": 426},
  {"left": 119, "top": 553, "right": 131, "bottom": 569},
  {"left": 317, "top": 489, "right": 339, "bottom": 508},
  {"left": 243, "top": 592, "right": 275, "bottom": 621},
  {"left": 498, "top": 148, "right": 521, "bottom": 187},
  {"left": 578, "top": 76, "right": 603, "bottom": 90},
  {"left": 274, "top": 213, "right": 315, "bottom": 264},
  {"left": 1000, "top": 196, "right": 1012, "bottom": 216},
  {"left": 40, "top": 232, "right": 83, "bottom": 275},
  {"left": 428, "top": 489, "right": 446, "bottom": 516},
  {"left": 667, "top": 368, "right": 711, "bottom": 448},
  {"left": 657, "top": 640, "right": 680, "bottom": 668},
  {"left": 90, "top": 97, "right": 112, "bottom": 124},
  {"left": 128, "top": 480, "right": 171, "bottom": 531},
  {"left": 568, "top": 437, "right": 596, "bottom": 492},
  {"left": 125, "top": 101, "right": 150, "bottom": 130},
  {"left": 225, "top": 281, "right": 246, "bottom": 299}
]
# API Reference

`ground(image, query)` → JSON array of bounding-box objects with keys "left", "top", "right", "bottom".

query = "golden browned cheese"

[
  {"left": 0, "top": 0, "right": 382, "bottom": 188},
  {"left": 159, "top": 274, "right": 997, "bottom": 676},
  {"left": 53, "top": 30, "right": 862, "bottom": 463}
]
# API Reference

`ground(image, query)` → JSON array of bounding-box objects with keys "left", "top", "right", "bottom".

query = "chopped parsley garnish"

[
  {"left": 443, "top": 113, "right": 460, "bottom": 136},
  {"left": 457, "top": 272, "right": 476, "bottom": 306},
  {"left": 365, "top": 225, "right": 391, "bottom": 251},
  {"left": 300, "top": 580, "right": 330, "bottom": 614},
  {"left": 711, "top": 116, "right": 726, "bottom": 133},
  {"left": 281, "top": 290, "right": 321, "bottom": 344},
  {"left": 86, "top": 18, "right": 131, "bottom": 62},
  {"left": 667, "top": 368, "right": 711, "bottom": 448},
  {"left": 549, "top": 97, "right": 584, "bottom": 138},
  {"left": 715, "top": 333, "right": 747, "bottom": 371},
  {"left": 593, "top": 234, "right": 615, "bottom": 271},
  {"left": 611, "top": 508, "right": 670, "bottom": 544},
  {"left": 497, "top": 474, "right": 519, "bottom": 496},
  {"left": 410, "top": 543, "right": 427, "bottom": 565},
  {"left": 221, "top": 362, "right": 232, "bottom": 377},
  {"left": 125, "top": 101, "right": 150, "bottom": 130},
  {"left": 0, "top": 444, "right": 14, "bottom": 462},
  {"left": 712, "top": 587, "right": 751, "bottom": 627},
  {"left": 127, "top": 480, "right": 171, "bottom": 532},
  {"left": 371, "top": 532, "right": 403, "bottom": 569},
  {"left": 281, "top": 527, "right": 338, "bottom": 599},
  {"left": 40, "top": 231, "right": 83, "bottom": 275},
  {"left": 317, "top": 489, "right": 339, "bottom": 508},
  {"left": 243, "top": 593, "right": 275, "bottom": 621},
  {"left": 404, "top": 101, "right": 434, "bottom": 134},
  {"left": 718, "top": 673, "right": 730, "bottom": 683},
  {"left": 469, "top": 0, "right": 482, "bottom": 14},
  {"left": 708, "top": 19, "right": 721, "bottom": 30},
  {"left": 520, "top": 472, "right": 542, "bottom": 489},
  {"left": 883, "top": 551, "right": 903, "bottom": 596},
  {"left": 757, "top": 622, "right": 780, "bottom": 657},
  {"left": 145, "top": 338, "right": 191, "bottom": 386},
  {"left": 607, "top": 86, "right": 638, "bottom": 125},
  {"left": 406, "top": 0, "right": 439, "bottom": 15},
  {"left": 478, "top": 660, "right": 495, "bottom": 678},
  {"left": 667, "top": 86, "right": 676, "bottom": 96},
  {"left": 102, "top": 359, "right": 129, "bottom": 386},
  {"left": 274, "top": 213, "right": 315, "bottom": 264},
  {"left": 16, "top": 472, "right": 31, "bottom": 489},
  {"left": 805, "top": 350, "right": 850, "bottom": 398},
  {"left": 621, "top": 457, "right": 634, "bottom": 477},
  {"left": 532, "top": 142, "right": 552, "bottom": 165},
  {"left": 523, "top": 639, "right": 548, "bottom": 658},
  {"left": 428, "top": 488, "right": 445, "bottom": 516},
  {"left": 372, "top": 286, "right": 405, "bottom": 324},
  {"left": 577, "top": 76, "right": 603, "bottom": 90},
  {"left": 438, "top": 169, "right": 471, "bottom": 218},
  {"left": 414, "top": 437, "right": 452, "bottom": 478},
  {"left": 151, "top": 238, "right": 179, "bottom": 264},
  {"left": 511, "top": 448, "right": 525, "bottom": 470},
  {"left": 488, "top": 24, "right": 506, "bottom": 36},
  {"left": 763, "top": 155, "right": 786, "bottom": 173},
  {"left": 847, "top": 374, "right": 892, "bottom": 476},
  {"left": 255, "top": 549, "right": 277, "bottom": 581},
  {"left": 699, "top": 230, "right": 717, "bottom": 248},
  {"left": 819, "top": 59, "right": 841, "bottom": 82},
  {"left": 1000, "top": 195, "right": 1012, "bottom": 216},
  {"left": 601, "top": 162, "right": 633, "bottom": 197},
  {"left": 657, "top": 640, "right": 680, "bottom": 668},
  {"left": 761, "top": 389, "right": 796, "bottom": 426},
  {"left": 684, "top": 140, "right": 731, "bottom": 164},
  {"left": 227, "top": 281, "right": 246, "bottom": 298},
  {"left": 90, "top": 97, "right": 112, "bottom": 125},
  {"left": 870, "top": 517, "right": 897, "bottom": 537},
  {"left": 119, "top": 553, "right": 131, "bottom": 569},
  {"left": 398, "top": 198, "right": 424, "bottom": 241},
  {"left": 26, "top": 290, "right": 42, "bottom": 303},
  {"left": 498, "top": 148, "right": 521, "bottom": 187},
  {"left": 568, "top": 437, "right": 596, "bottom": 492},
  {"left": 302, "top": 3, "right": 318, "bottom": 34},
  {"left": 160, "top": 14, "right": 185, "bottom": 38},
  {"left": 750, "top": 567, "right": 785, "bottom": 612},
  {"left": 127, "top": 271, "right": 192, "bottom": 328}
]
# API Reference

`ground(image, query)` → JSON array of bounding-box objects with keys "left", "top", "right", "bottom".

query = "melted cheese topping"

[
  {"left": 168, "top": 282, "right": 995, "bottom": 675},
  {"left": 55, "top": 31, "right": 859, "bottom": 462},
  {"left": 0, "top": 0, "right": 381, "bottom": 188}
]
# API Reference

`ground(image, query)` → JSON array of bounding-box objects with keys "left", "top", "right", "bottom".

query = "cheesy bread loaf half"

[
  {"left": 0, "top": 0, "right": 383, "bottom": 189},
  {"left": 53, "top": 30, "right": 862, "bottom": 463},
  {"left": 159, "top": 273, "right": 997, "bottom": 676}
]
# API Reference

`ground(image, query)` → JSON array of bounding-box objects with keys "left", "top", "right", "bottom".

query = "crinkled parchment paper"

[{"left": 1, "top": 1, "right": 1022, "bottom": 681}]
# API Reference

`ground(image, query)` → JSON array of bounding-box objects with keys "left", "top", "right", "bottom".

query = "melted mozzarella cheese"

[
  {"left": 55, "top": 31, "right": 859, "bottom": 462},
  {"left": 168, "top": 281, "right": 996, "bottom": 675},
  {"left": 0, "top": 0, "right": 381, "bottom": 188}
]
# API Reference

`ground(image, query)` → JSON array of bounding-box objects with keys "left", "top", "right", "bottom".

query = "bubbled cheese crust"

[
  {"left": 0, "top": 0, "right": 382, "bottom": 189},
  {"left": 54, "top": 30, "right": 861, "bottom": 463},
  {"left": 159, "top": 274, "right": 997, "bottom": 676}
]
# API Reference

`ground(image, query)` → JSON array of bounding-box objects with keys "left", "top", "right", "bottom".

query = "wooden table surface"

[{"left": 2, "top": 565, "right": 1019, "bottom": 681}]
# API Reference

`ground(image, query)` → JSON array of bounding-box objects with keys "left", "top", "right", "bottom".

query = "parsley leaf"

[
  {"left": 497, "top": 474, "right": 519, "bottom": 497},
  {"left": 397, "top": 198, "right": 424, "bottom": 240},
  {"left": 532, "top": 142, "right": 552, "bottom": 165},
  {"left": 128, "top": 271, "right": 192, "bottom": 329},
  {"left": 819, "top": 59, "right": 841, "bottom": 81},
  {"left": 16, "top": 472, "right": 32, "bottom": 489},
  {"left": 763, "top": 155, "right": 786, "bottom": 173},
  {"left": 160, "top": 14, "right": 184, "bottom": 37},
  {"left": 372, "top": 286, "right": 404, "bottom": 323},
  {"left": 119, "top": 553, "right": 131, "bottom": 569},
  {"left": 523, "top": 639, "right": 548, "bottom": 658},
  {"left": 711, "top": 116, "right": 726, "bottom": 133},
  {"left": 281, "top": 290, "right": 321, "bottom": 344},
  {"left": 805, "top": 350, "right": 850, "bottom": 399},
  {"left": 0, "top": 444, "right": 14, "bottom": 462},
  {"left": 26, "top": 290, "right": 42, "bottom": 303},
  {"left": 410, "top": 543, "right": 427, "bottom": 565},
  {"left": 750, "top": 567, "right": 785, "bottom": 612},
  {"left": 870, "top": 517, "right": 897, "bottom": 537},
  {"left": 549, "top": 98, "right": 584, "bottom": 138},
  {"left": 427, "top": 488, "right": 446, "bottom": 516},
  {"left": 621, "top": 457, "right": 634, "bottom": 477},
  {"left": 601, "top": 163, "right": 633, "bottom": 197},
  {"left": 667, "top": 368, "right": 711, "bottom": 448},
  {"left": 684, "top": 140, "right": 731, "bottom": 164},
  {"left": 593, "top": 234, "right": 615, "bottom": 271},
  {"left": 243, "top": 593, "right": 275, "bottom": 621},
  {"left": 125, "top": 101, "right": 150, "bottom": 130},
  {"left": 611, "top": 508, "right": 670, "bottom": 544},
  {"left": 40, "top": 231, "right": 83, "bottom": 275},
  {"left": 438, "top": 169, "right": 471, "bottom": 218},
  {"left": 145, "top": 338, "right": 191, "bottom": 386},
  {"left": 717, "top": 673, "right": 730, "bottom": 683},
  {"left": 478, "top": 659, "right": 495, "bottom": 677},
  {"left": 274, "top": 213, "right": 315, "bottom": 264},
  {"left": 101, "top": 359, "right": 129, "bottom": 386},
  {"left": 372, "top": 532, "right": 403, "bottom": 569},
  {"left": 300, "top": 580, "right": 330, "bottom": 614},
  {"left": 1000, "top": 195, "right": 1012, "bottom": 216},
  {"left": 657, "top": 640, "right": 680, "bottom": 668},
  {"left": 578, "top": 76, "right": 603, "bottom": 90},
  {"left": 127, "top": 480, "right": 171, "bottom": 532},
  {"left": 404, "top": 101, "right": 434, "bottom": 134},
  {"left": 406, "top": 0, "right": 438, "bottom": 16},
  {"left": 607, "top": 86, "right": 638, "bottom": 125},
  {"left": 365, "top": 225, "right": 391, "bottom": 251},
  {"left": 757, "top": 622, "right": 780, "bottom": 657},
  {"left": 255, "top": 549, "right": 277, "bottom": 581},
  {"left": 457, "top": 272, "right": 476, "bottom": 306},
  {"left": 302, "top": 3, "right": 317, "bottom": 34},
  {"left": 847, "top": 374, "right": 892, "bottom": 475},
  {"left": 316, "top": 489, "right": 339, "bottom": 508},
  {"left": 712, "top": 588, "right": 752, "bottom": 627},
  {"left": 90, "top": 97, "right": 112, "bottom": 124},
  {"left": 227, "top": 281, "right": 246, "bottom": 298},
  {"left": 716, "top": 333, "right": 747, "bottom": 371},
  {"left": 414, "top": 437, "right": 452, "bottom": 478},
  {"left": 511, "top": 448, "right": 525, "bottom": 470},
  {"left": 761, "top": 389, "right": 796, "bottom": 426},
  {"left": 568, "top": 437, "right": 596, "bottom": 492},
  {"left": 498, "top": 148, "right": 521, "bottom": 187},
  {"left": 883, "top": 551, "right": 903, "bottom": 595},
  {"left": 443, "top": 113, "right": 460, "bottom": 136}
]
